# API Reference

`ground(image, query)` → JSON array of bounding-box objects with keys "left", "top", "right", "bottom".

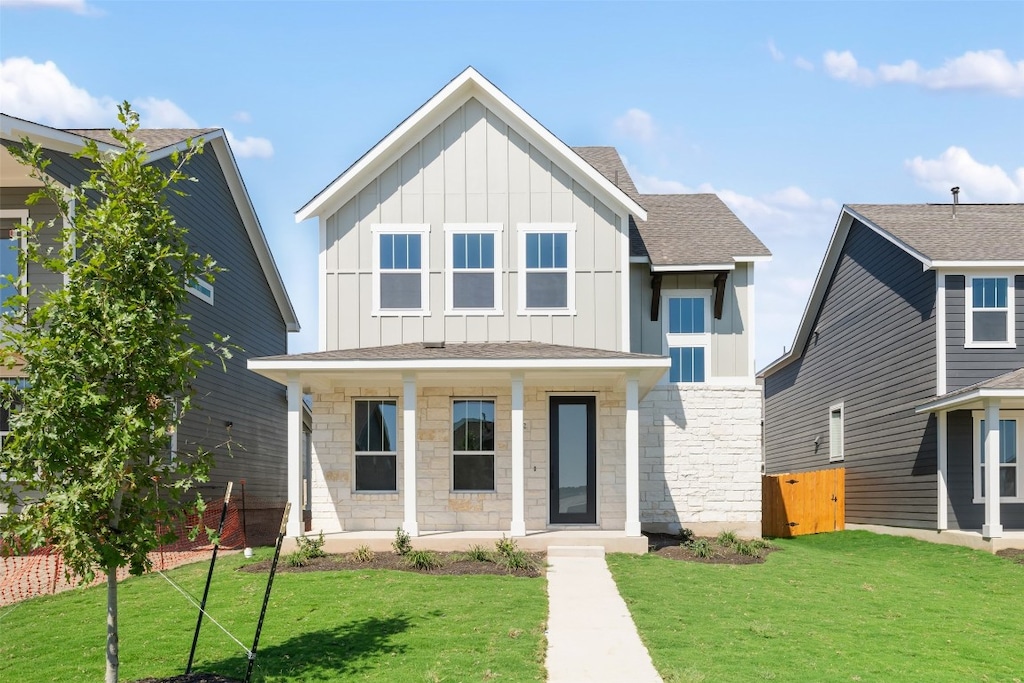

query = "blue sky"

[{"left": 1, "top": 0, "right": 1021, "bottom": 366}]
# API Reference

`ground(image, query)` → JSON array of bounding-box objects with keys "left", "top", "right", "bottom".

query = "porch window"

[
  {"left": 354, "top": 399, "right": 398, "bottom": 491},
  {"left": 664, "top": 292, "right": 710, "bottom": 383},
  {"left": 372, "top": 224, "right": 430, "bottom": 315},
  {"left": 444, "top": 223, "right": 502, "bottom": 313},
  {"left": 517, "top": 223, "right": 576, "bottom": 314},
  {"left": 0, "top": 211, "right": 27, "bottom": 315},
  {"left": 973, "top": 412, "right": 1023, "bottom": 502},
  {"left": 452, "top": 399, "right": 495, "bottom": 491},
  {"left": 966, "top": 276, "right": 1014, "bottom": 347}
]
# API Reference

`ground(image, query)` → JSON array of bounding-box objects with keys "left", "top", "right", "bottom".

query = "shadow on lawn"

[{"left": 196, "top": 615, "right": 413, "bottom": 681}]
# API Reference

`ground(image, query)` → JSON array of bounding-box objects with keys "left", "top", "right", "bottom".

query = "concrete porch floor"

[
  {"left": 283, "top": 529, "right": 649, "bottom": 554},
  {"left": 848, "top": 524, "right": 1024, "bottom": 552}
]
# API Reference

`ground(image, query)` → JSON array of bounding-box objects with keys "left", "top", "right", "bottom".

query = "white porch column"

[
  {"left": 286, "top": 373, "right": 303, "bottom": 538},
  {"left": 625, "top": 376, "right": 641, "bottom": 537},
  {"left": 402, "top": 374, "right": 419, "bottom": 536},
  {"left": 937, "top": 411, "right": 948, "bottom": 531},
  {"left": 511, "top": 374, "right": 526, "bottom": 537},
  {"left": 983, "top": 400, "right": 1002, "bottom": 539}
]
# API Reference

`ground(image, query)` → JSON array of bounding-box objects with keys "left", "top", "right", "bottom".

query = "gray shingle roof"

[
  {"left": 65, "top": 128, "right": 218, "bottom": 152},
  {"left": 848, "top": 204, "right": 1024, "bottom": 262},
  {"left": 573, "top": 146, "right": 769, "bottom": 267},
  {"left": 941, "top": 367, "right": 1024, "bottom": 400},
  {"left": 257, "top": 341, "right": 665, "bottom": 363}
]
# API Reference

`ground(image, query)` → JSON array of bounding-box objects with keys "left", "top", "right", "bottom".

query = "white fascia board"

[
  {"left": 629, "top": 256, "right": 650, "bottom": 264},
  {"left": 733, "top": 255, "right": 772, "bottom": 263},
  {"left": 916, "top": 388, "right": 1024, "bottom": 414},
  {"left": 210, "top": 136, "right": 300, "bottom": 332},
  {"left": 295, "top": 67, "right": 647, "bottom": 224},
  {"left": 929, "top": 260, "right": 1024, "bottom": 269},
  {"left": 650, "top": 263, "right": 735, "bottom": 273}
]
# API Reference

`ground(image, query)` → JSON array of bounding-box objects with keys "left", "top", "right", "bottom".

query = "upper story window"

[
  {"left": 444, "top": 223, "right": 502, "bottom": 314},
  {"left": 0, "top": 211, "right": 27, "bottom": 315},
  {"left": 372, "top": 224, "right": 430, "bottom": 316},
  {"left": 973, "top": 411, "right": 1022, "bottom": 503},
  {"left": 517, "top": 223, "right": 576, "bottom": 315},
  {"left": 664, "top": 292, "right": 710, "bottom": 383},
  {"left": 966, "top": 275, "right": 1015, "bottom": 348}
]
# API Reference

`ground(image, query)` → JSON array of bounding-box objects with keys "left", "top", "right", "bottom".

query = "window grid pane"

[
  {"left": 973, "top": 278, "right": 1007, "bottom": 309},
  {"left": 668, "top": 297, "right": 705, "bottom": 334},
  {"left": 669, "top": 346, "right": 705, "bottom": 383},
  {"left": 453, "top": 399, "right": 495, "bottom": 491}
]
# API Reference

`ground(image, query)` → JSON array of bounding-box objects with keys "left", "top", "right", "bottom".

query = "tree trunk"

[{"left": 106, "top": 563, "right": 118, "bottom": 683}]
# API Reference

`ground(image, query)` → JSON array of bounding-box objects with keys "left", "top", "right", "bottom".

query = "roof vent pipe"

[{"left": 951, "top": 186, "right": 960, "bottom": 217}]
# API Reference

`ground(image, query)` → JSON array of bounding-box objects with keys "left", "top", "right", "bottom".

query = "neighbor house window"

[
  {"left": 444, "top": 223, "right": 502, "bottom": 314},
  {"left": 0, "top": 210, "right": 27, "bottom": 315},
  {"left": 829, "top": 403, "right": 845, "bottom": 462},
  {"left": 452, "top": 399, "right": 495, "bottom": 491},
  {"left": 664, "top": 292, "right": 710, "bottom": 383},
  {"left": 372, "top": 224, "right": 430, "bottom": 315},
  {"left": 0, "top": 378, "right": 27, "bottom": 451},
  {"left": 186, "top": 277, "right": 214, "bottom": 305},
  {"left": 966, "top": 276, "right": 1014, "bottom": 347},
  {"left": 517, "top": 223, "right": 575, "bottom": 314},
  {"left": 973, "top": 412, "right": 1023, "bottom": 502},
  {"left": 354, "top": 399, "right": 398, "bottom": 491}
]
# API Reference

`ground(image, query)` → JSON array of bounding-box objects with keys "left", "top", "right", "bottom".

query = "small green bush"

[
  {"left": 749, "top": 538, "right": 776, "bottom": 551},
  {"left": 285, "top": 532, "right": 326, "bottom": 567},
  {"left": 716, "top": 530, "right": 739, "bottom": 547},
  {"left": 393, "top": 526, "right": 413, "bottom": 555},
  {"left": 462, "top": 544, "right": 493, "bottom": 563},
  {"left": 494, "top": 536, "right": 536, "bottom": 572},
  {"left": 734, "top": 540, "right": 762, "bottom": 557},
  {"left": 352, "top": 544, "right": 375, "bottom": 563},
  {"left": 690, "top": 538, "right": 715, "bottom": 558},
  {"left": 406, "top": 549, "right": 443, "bottom": 570},
  {"left": 677, "top": 528, "right": 695, "bottom": 545}
]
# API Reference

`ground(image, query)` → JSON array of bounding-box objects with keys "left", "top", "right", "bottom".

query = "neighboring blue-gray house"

[
  {"left": 0, "top": 114, "right": 300, "bottom": 526},
  {"left": 760, "top": 202, "right": 1024, "bottom": 550}
]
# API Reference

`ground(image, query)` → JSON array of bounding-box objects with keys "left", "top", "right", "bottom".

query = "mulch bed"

[
  {"left": 996, "top": 548, "right": 1024, "bottom": 565},
  {"left": 645, "top": 532, "right": 779, "bottom": 564},
  {"left": 238, "top": 551, "right": 545, "bottom": 578}
]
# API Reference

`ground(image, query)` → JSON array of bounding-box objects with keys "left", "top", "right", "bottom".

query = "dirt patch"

[
  {"left": 996, "top": 548, "right": 1024, "bottom": 565},
  {"left": 238, "top": 550, "right": 545, "bottom": 578},
  {"left": 645, "top": 533, "right": 779, "bottom": 565}
]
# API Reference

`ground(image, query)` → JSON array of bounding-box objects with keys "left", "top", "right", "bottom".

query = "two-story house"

[
  {"left": 1, "top": 114, "right": 300, "bottom": 533},
  {"left": 761, "top": 203, "right": 1024, "bottom": 550},
  {"left": 249, "top": 68, "right": 769, "bottom": 550}
]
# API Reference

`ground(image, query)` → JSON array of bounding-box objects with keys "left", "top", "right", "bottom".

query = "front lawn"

[
  {"left": 0, "top": 550, "right": 547, "bottom": 682},
  {"left": 608, "top": 531, "right": 1024, "bottom": 683}
]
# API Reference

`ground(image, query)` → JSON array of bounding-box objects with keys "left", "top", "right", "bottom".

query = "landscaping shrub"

[
  {"left": 393, "top": 526, "right": 413, "bottom": 555},
  {"left": 462, "top": 544, "right": 493, "bottom": 563},
  {"left": 286, "top": 531, "right": 326, "bottom": 567},
  {"left": 690, "top": 538, "right": 715, "bottom": 558},
  {"left": 677, "top": 527, "right": 695, "bottom": 545},
  {"left": 494, "top": 536, "right": 536, "bottom": 572},
  {"left": 352, "top": 544, "right": 375, "bottom": 563},
  {"left": 406, "top": 549, "right": 443, "bottom": 570},
  {"left": 716, "top": 530, "right": 739, "bottom": 547}
]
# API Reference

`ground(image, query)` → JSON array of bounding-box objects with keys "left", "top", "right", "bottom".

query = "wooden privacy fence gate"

[{"left": 762, "top": 468, "right": 845, "bottom": 537}]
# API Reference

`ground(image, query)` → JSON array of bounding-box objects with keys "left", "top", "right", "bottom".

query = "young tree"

[{"left": 0, "top": 104, "right": 227, "bottom": 683}]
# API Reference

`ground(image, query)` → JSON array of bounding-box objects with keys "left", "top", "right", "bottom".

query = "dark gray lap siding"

[
  {"left": 947, "top": 410, "right": 1024, "bottom": 529},
  {"left": 945, "top": 275, "right": 1024, "bottom": 391},
  {"left": 764, "top": 220, "right": 938, "bottom": 528}
]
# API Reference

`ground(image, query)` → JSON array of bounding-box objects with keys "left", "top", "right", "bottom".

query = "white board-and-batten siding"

[{"left": 321, "top": 97, "right": 626, "bottom": 351}]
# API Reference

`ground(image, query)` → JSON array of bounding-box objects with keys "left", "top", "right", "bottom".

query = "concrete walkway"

[{"left": 545, "top": 546, "right": 662, "bottom": 682}]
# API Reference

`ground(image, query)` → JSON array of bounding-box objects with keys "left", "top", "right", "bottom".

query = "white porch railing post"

[
  {"left": 625, "top": 376, "right": 641, "bottom": 537},
  {"left": 983, "top": 400, "right": 1002, "bottom": 539},
  {"left": 402, "top": 374, "right": 419, "bottom": 536},
  {"left": 511, "top": 374, "right": 526, "bottom": 537},
  {"left": 286, "top": 374, "right": 303, "bottom": 538}
]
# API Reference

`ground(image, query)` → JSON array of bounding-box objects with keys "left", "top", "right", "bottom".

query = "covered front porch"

[{"left": 249, "top": 342, "right": 669, "bottom": 547}]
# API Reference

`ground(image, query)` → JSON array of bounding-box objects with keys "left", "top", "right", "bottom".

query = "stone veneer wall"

[
  {"left": 310, "top": 384, "right": 626, "bottom": 533},
  {"left": 639, "top": 385, "right": 763, "bottom": 537}
]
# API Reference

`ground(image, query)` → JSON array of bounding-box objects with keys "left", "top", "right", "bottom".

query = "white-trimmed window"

[
  {"left": 372, "top": 224, "right": 430, "bottom": 315},
  {"left": 966, "top": 275, "right": 1015, "bottom": 348},
  {"left": 452, "top": 399, "right": 495, "bottom": 491},
  {"left": 517, "top": 223, "right": 575, "bottom": 314},
  {"left": 0, "top": 210, "right": 27, "bottom": 315},
  {"left": 354, "top": 399, "right": 398, "bottom": 492},
  {"left": 444, "top": 223, "right": 502, "bottom": 314},
  {"left": 829, "top": 403, "right": 845, "bottom": 462},
  {"left": 663, "top": 291, "right": 710, "bottom": 383},
  {"left": 973, "top": 411, "right": 1023, "bottom": 503},
  {"left": 186, "top": 277, "right": 214, "bottom": 305}
]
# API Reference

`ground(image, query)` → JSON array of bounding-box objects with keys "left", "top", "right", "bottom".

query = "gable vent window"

[
  {"left": 372, "top": 224, "right": 430, "bottom": 315},
  {"left": 966, "top": 276, "right": 1014, "bottom": 348}
]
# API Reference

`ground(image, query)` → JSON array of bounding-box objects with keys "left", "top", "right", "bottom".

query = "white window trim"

[
  {"left": 829, "top": 402, "right": 845, "bottom": 463},
  {"left": 0, "top": 209, "right": 28, "bottom": 305},
  {"left": 972, "top": 409, "right": 1024, "bottom": 504},
  {"left": 371, "top": 223, "right": 430, "bottom": 317},
  {"left": 516, "top": 222, "right": 576, "bottom": 316},
  {"left": 964, "top": 273, "right": 1016, "bottom": 349},
  {"left": 443, "top": 223, "right": 503, "bottom": 316},
  {"left": 662, "top": 289, "right": 712, "bottom": 384},
  {"left": 186, "top": 277, "right": 214, "bottom": 305},
  {"left": 451, "top": 397, "right": 497, "bottom": 493},
  {"left": 353, "top": 397, "right": 399, "bottom": 493}
]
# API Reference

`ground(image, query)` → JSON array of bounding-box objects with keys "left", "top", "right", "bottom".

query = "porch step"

[{"left": 547, "top": 545, "right": 605, "bottom": 558}]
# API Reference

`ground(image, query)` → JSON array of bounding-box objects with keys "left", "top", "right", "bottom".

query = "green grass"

[
  {"left": 0, "top": 550, "right": 546, "bottom": 682},
  {"left": 608, "top": 531, "right": 1024, "bottom": 683}
]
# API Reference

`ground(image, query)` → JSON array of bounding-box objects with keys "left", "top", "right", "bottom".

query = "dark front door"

[{"left": 549, "top": 396, "right": 596, "bottom": 524}]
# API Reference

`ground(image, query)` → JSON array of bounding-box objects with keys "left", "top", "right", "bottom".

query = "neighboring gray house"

[
  {"left": 0, "top": 114, "right": 300, "bottom": 523},
  {"left": 249, "top": 68, "right": 770, "bottom": 549},
  {"left": 761, "top": 203, "right": 1024, "bottom": 549}
]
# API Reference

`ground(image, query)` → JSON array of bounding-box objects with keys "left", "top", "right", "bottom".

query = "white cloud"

[
  {"left": 0, "top": 56, "right": 116, "bottom": 126},
  {"left": 613, "top": 108, "right": 656, "bottom": 144},
  {"left": 226, "top": 131, "right": 274, "bottom": 159},
  {"left": 824, "top": 48, "right": 1024, "bottom": 97},
  {"left": 232, "top": 111, "right": 253, "bottom": 124},
  {"left": 0, "top": 0, "right": 97, "bottom": 14},
  {"left": 905, "top": 146, "right": 1024, "bottom": 202},
  {"left": 136, "top": 97, "right": 198, "bottom": 128},
  {"left": 793, "top": 56, "right": 815, "bottom": 72},
  {"left": 768, "top": 39, "right": 785, "bottom": 62},
  {"left": 824, "top": 50, "right": 875, "bottom": 86}
]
